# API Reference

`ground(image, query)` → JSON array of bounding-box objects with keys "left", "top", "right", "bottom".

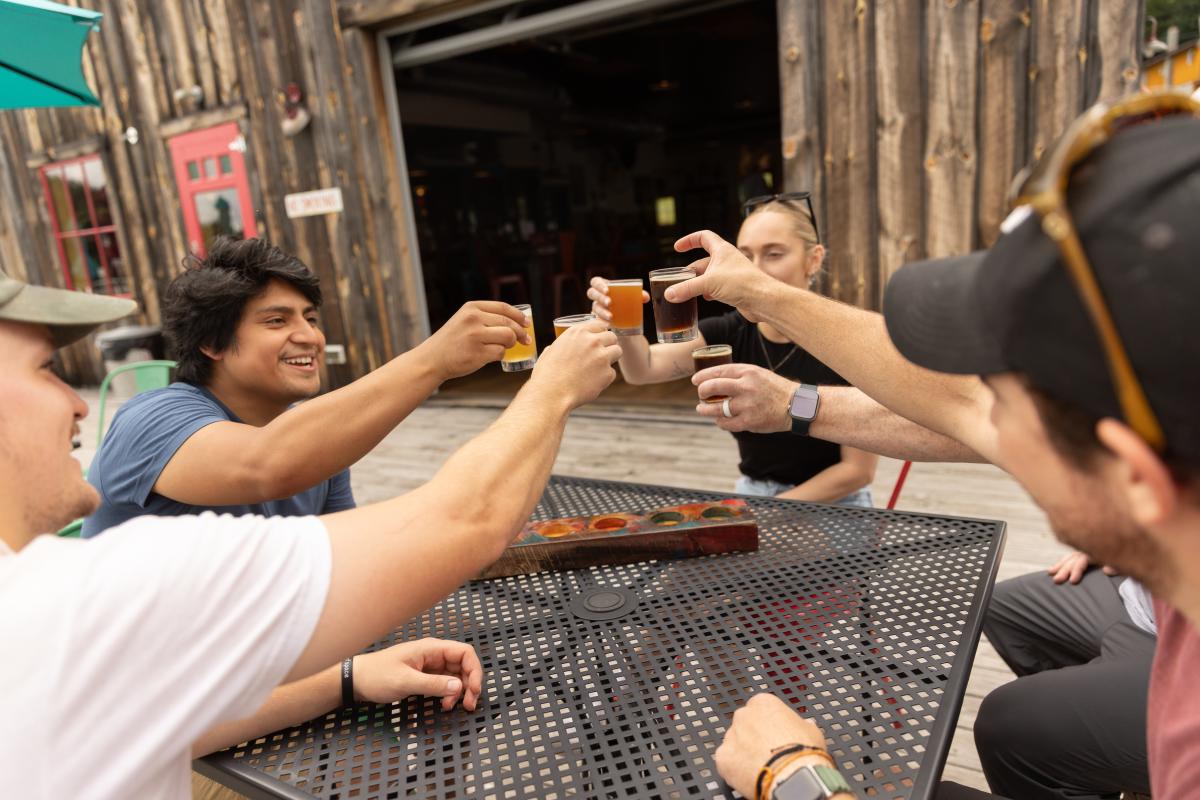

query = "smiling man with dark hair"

[{"left": 83, "top": 237, "right": 531, "bottom": 536}]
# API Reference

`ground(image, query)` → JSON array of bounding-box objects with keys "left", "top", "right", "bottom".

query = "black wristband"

[{"left": 341, "top": 657, "right": 355, "bottom": 707}]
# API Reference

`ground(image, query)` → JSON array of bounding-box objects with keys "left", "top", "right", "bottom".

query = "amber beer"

[
  {"left": 649, "top": 267, "right": 698, "bottom": 343},
  {"left": 691, "top": 345, "right": 733, "bottom": 402},
  {"left": 501, "top": 303, "right": 537, "bottom": 372},
  {"left": 553, "top": 313, "right": 595, "bottom": 338},
  {"left": 607, "top": 279, "right": 644, "bottom": 335}
]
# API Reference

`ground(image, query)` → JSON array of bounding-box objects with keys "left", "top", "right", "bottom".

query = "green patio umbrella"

[{"left": 0, "top": 0, "right": 102, "bottom": 109}]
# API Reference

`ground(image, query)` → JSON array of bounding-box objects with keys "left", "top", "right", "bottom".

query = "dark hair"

[
  {"left": 1029, "top": 384, "right": 1199, "bottom": 488},
  {"left": 162, "top": 237, "right": 321, "bottom": 385}
]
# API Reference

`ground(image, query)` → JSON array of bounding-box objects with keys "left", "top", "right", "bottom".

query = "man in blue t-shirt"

[{"left": 84, "top": 237, "right": 530, "bottom": 536}]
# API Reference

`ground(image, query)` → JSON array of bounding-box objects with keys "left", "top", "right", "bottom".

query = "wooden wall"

[
  {"left": 0, "top": 0, "right": 1145, "bottom": 384},
  {"left": 0, "top": 0, "right": 428, "bottom": 385},
  {"left": 777, "top": 0, "right": 1143, "bottom": 309}
]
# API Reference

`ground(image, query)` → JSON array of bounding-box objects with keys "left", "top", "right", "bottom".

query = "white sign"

[{"left": 285, "top": 188, "right": 344, "bottom": 219}]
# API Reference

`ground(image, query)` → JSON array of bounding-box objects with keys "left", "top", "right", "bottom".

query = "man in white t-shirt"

[{"left": 0, "top": 269, "right": 622, "bottom": 798}]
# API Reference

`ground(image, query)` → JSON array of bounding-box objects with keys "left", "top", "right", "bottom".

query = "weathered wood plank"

[
  {"left": 776, "top": 0, "right": 824, "bottom": 280},
  {"left": 1028, "top": 0, "right": 1087, "bottom": 164},
  {"left": 202, "top": 0, "right": 242, "bottom": 106},
  {"left": 1088, "top": 0, "right": 1141, "bottom": 104},
  {"left": 821, "top": 0, "right": 878, "bottom": 308},
  {"left": 180, "top": 0, "right": 220, "bottom": 113},
  {"left": 977, "top": 0, "right": 1031, "bottom": 247},
  {"left": 924, "top": 0, "right": 980, "bottom": 257},
  {"left": 297, "top": 0, "right": 390, "bottom": 378},
  {"left": 874, "top": 0, "right": 924, "bottom": 285},
  {"left": 340, "top": 25, "right": 426, "bottom": 358},
  {"left": 338, "top": 0, "right": 472, "bottom": 29}
]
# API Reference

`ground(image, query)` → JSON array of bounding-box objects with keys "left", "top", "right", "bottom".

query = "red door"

[{"left": 167, "top": 122, "right": 258, "bottom": 256}]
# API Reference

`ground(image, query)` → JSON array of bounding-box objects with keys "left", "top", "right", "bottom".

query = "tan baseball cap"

[{"left": 0, "top": 270, "right": 137, "bottom": 347}]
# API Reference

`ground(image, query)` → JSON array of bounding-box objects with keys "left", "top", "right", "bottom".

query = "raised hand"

[
  {"left": 529, "top": 319, "right": 622, "bottom": 408},
  {"left": 419, "top": 301, "right": 531, "bottom": 381}
]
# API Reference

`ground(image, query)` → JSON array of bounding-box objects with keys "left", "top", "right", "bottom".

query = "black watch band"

[
  {"left": 789, "top": 383, "right": 820, "bottom": 436},
  {"left": 341, "top": 657, "right": 356, "bottom": 707}
]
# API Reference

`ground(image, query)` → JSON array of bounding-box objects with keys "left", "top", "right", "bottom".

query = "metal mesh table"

[{"left": 198, "top": 476, "right": 1005, "bottom": 800}]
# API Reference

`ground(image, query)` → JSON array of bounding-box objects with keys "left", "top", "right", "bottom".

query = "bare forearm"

[
  {"left": 297, "top": 379, "right": 572, "bottom": 681},
  {"left": 252, "top": 347, "right": 443, "bottom": 496},
  {"left": 193, "top": 665, "right": 340, "bottom": 757},
  {"left": 811, "top": 387, "right": 986, "bottom": 462},
  {"left": 616, "top": 336, "right": 694, "bottom": 385},
  {"left": 749, "top": 284, "right": 997, "bottom": 460},
  {"left": 780, "top": 463, "right": 872, "bottom": 504}
]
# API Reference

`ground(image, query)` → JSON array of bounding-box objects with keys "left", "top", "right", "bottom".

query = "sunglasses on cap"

[{"left": 1008, "top": 89, "right": 1200, "bottom": 454}]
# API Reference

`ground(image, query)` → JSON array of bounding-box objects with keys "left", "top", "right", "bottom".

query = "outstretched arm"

[{"left": 669, "top": 231, "right": 999, "bottom": 464}]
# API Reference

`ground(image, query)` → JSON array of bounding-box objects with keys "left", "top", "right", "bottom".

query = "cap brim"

[
  {"left": 0, "top": 283, "right": 137, "bottom": 347},
  {"left": 882, "top": 252, "right": 1010, "bottom": 376}
]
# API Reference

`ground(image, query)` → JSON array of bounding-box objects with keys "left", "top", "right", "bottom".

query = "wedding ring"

[{"left": 722, "top": 398, "right": 733, "bottom": 418}]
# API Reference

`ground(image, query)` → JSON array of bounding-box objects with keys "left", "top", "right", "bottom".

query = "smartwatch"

[
  {"left": 788, "top": 383, "right": 820, "bottom": 436},
  {"left": 771, "top": 763, "right": 854, "bottom": 800}
]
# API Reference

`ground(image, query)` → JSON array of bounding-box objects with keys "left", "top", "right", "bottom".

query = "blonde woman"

[{"left": 589, "top": 193, "right": 877, "bottom": 506}]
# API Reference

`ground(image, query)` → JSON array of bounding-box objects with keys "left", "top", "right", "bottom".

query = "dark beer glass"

[
  {"left": 691, "top": 345, "right": 733, "bottom": 402},
  {"left": 649, "top": 267, "right": 697, "bottom": 343}
]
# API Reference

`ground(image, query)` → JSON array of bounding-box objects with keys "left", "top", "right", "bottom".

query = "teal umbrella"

[{"left": 0, "top": 0, "right": 102, "bottom": 109}]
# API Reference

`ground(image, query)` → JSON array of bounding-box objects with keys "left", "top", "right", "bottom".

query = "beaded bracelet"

[{"left": 754, "top": 744, "right": 834, "bottom": 800}]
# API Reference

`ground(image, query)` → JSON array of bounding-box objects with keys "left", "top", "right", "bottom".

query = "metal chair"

[{"left": 57, "top": 360, "right": 176, "bottom": 538}]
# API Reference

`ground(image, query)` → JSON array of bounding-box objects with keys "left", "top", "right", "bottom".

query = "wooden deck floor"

[{"left": 76, "top": 384, "right": 1068, "bottom": 797}]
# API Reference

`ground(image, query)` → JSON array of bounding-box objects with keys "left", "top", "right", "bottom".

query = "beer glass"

[
  {"left": 691, "top": 345, "right": 733, "bottom": 403},
  {"left": 501, "top": 304, "right": 537, "bottom": 372},
  {"left": 553, "top": 313, "right": 596, "bottom": 338},
  {"left": 649, "top": 267, "right": 697, "bottom": 343},
  {"left": 607, "top": 279, "right": 645, "bottom": 336}
]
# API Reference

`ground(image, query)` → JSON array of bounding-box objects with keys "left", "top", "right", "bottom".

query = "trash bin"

[{"left": 94, "top": 325, "right": 166, "bottom": 397}]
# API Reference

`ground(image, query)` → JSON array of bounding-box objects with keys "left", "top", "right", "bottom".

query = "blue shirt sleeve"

[
  {"left": 322, "top": 470, "right": 356, "bottom": 513},
  {"left": 87, "top": 388, "right": 229, "bottom": 514}
]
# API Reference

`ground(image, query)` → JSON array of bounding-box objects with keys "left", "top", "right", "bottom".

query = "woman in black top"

[{"left": 588, "top": 197, "right": 877, "bottom": 506}]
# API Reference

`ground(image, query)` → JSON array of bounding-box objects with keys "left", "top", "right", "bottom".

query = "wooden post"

[
  {"left": 1088, "top": 0, "right": 1142, "bottom": 104},
  {"left": 874, "top": 0, "right": 924, "bottom": 285},
  {"left": 819, "top": 0, "right": 878, "bottom": 307},
  {"left": 1028, "top": 0, "right": 1088, "bottom": 165},
  {"left": 924, "top": 0, "right": 979, "bottom": 258},
  {"left": 977, "top": 0, "right": 1031, "bottom": 247},
  {"left": 777, "top": 0, "right": 824, "bottom": 241}
]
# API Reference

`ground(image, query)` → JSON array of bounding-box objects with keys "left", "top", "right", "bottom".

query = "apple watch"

[
  {"left": 771, "top": 763, "right": 854, "bottom": 800},
  {"left": 788, "top": 383, "right": 820, "bottom": 436}
]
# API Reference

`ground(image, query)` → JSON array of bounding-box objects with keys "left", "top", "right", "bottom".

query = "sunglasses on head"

[
  {"left": 742, "top": 191, "right": 821, "bottom": 244},
  {"left": 1008, "top": 89, "right": 1200, "bottom": 454}
]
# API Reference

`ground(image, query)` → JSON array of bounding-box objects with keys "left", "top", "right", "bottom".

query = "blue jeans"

[{"left": 734, "top": 475, "right": 874, "bottom": 508}]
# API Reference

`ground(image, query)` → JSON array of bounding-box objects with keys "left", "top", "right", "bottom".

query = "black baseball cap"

[
  {"left": 0, "top": 269, "right": 136, "bottom": 346},
  {"left": 883, "top": 115, "right": 1200, "bottom": 463}
]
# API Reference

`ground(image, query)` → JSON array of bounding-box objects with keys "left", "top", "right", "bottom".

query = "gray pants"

[{"left": 973, "top": 568, "right": 1156, "bottom": 800}]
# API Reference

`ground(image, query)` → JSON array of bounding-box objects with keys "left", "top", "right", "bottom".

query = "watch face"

[{"left": 790, "top": 387, "right": 819, "bottom": 420}]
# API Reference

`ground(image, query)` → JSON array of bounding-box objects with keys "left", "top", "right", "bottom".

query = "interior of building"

[{"left": 389, "top": 0, "right": 779, "bottom": 400}]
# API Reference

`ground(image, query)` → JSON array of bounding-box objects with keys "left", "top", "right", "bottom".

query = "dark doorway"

[{"left": 392, "top": 1, "right": 779, "bottom": 398}]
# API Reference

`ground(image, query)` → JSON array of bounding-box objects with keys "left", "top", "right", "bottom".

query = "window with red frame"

[{"left": 38, "top": 155, "right": 130, "bottom": 297}]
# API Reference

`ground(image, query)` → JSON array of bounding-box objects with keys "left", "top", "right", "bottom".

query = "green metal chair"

[{"left": 57, "top": 360, "right": 176, "bottom": 538}]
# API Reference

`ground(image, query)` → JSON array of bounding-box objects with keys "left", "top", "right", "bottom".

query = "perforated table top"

[{"left": 197, "top": 476, "right": 1005, "bottom": 800}]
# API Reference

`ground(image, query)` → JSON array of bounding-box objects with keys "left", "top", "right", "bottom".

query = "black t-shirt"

[{"left": 699, "top": 310, "right": 848, "bottom": 486}]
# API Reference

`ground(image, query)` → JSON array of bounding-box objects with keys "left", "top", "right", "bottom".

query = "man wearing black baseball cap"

[
  {"left": 667, "top": 92, "right": 1200, "bottom": 799},
  {"left": 0, "top": 268, "right": 622, "bottom": 797}
]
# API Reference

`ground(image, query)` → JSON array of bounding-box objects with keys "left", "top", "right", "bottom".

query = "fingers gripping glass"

[
  {"left": 742, "top": 191, "right": 821, "bottom": 244},
  {"left": 1008, "top": 90, "right": 1200, "bottom": 454}
]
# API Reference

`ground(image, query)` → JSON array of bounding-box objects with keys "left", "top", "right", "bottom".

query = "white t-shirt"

[{"left": 0, "top": 512, "right": 331, "bottom": 799}]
